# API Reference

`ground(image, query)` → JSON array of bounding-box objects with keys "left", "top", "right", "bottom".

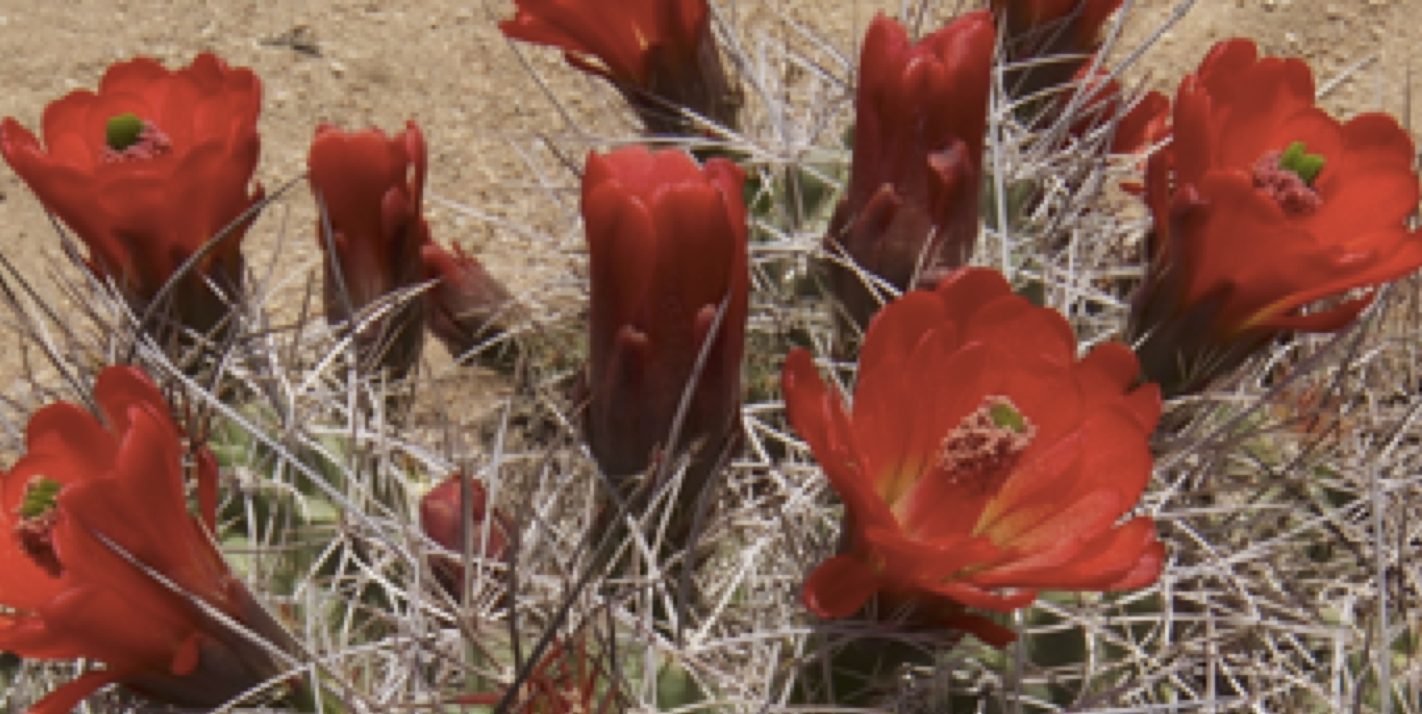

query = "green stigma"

[
  {"left": 105, "top": 113, "right": 144, "bottom": 151},
  {"left": 988, "top": 402, "right": 1028, "bottom": 434},
  {"left": 18, "top": 477, "right": 61, "bottom": 519},
  {"left": 1279, "top": 141, "right": 1325, "bottom": 185}
]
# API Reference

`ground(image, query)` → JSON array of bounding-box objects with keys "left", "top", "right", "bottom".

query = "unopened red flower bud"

[
  {"left": 825, "top": 12, "right": 993, "bottom": 329},
  {"left": 422, "top": 242, "right": 518, "bottom": 365},
  {"left": 419, "top": 473, "right": 509, "bottom": 598},
  {"left": 581, "top": 146, "right": 747, "bottom": 480},
  {"left": 307, "top": 120, "right": 432, "bottom": 379}
]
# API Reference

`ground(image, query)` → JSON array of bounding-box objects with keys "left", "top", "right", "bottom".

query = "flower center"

[
  {"left": 933, "top": 396, "right": 1035, "bottom": 493},
  {"left": 13, "top": 476, "right": 63, "bottom": 578},
  {"left": 102, "top": 113, "right": 172, "bottom": 163},
  {"left": 1251, "top": 140, "right": 1324, "bottom": 216}
]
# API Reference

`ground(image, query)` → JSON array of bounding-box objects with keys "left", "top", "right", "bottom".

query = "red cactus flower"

[
  {"left": 422, "top": 241, "right": 516, "bottom": 364},
  {"left": 420, "top": 473, "right": 509, "bottom": 598},
  {"left": 0, "top": 53, "right": 263, "bottom": 338},
  {"left": 825, "top": 12, "right": 994, "bottom": 330},
  {"left": 784, "top": 268, "right": 1163, "bottom": 643},
  {"left": 500, "top": 0, "right": 739, "bottom": 135},
  {"left": 993, "top": 0, "right": 1123, "bottom": 101},
  {"left": 1130, "top": 39, "right": 1422, "bottom": 396},
  {"left": 307, "top": 120, "right": 432, "bottom": 379},
  {"left": 582, "top": 145, "right": 747, "bottom": 482},
  {"left": 0, "top": 366, "right": 296, "bottom": 713}
]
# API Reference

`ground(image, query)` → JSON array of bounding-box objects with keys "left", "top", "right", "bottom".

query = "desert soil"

[{"left": 0, "top": 0, "right": 1415, "bottom": 406}]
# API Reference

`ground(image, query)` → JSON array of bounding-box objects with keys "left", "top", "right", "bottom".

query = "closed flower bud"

[
  {"left": 422, "top": 242, "right": 517, "bottom": 365},
  {"left": 825, "top": 12, "right": 994, "bottom": 330},
  {"left": 581, "top": 145, "right": 748, "bottom": 484},
  {"left": 419, "top": 473, "right": 509, "bottom": 599},
  {"left": 307, "top": 120, "right": 432, "bottom": 379}
]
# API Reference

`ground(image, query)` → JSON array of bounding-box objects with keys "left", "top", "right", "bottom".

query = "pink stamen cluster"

[
  {"left": 101, "top": 121, "right": 173, "bottom": 163},
  {"left": 1251, "top": 150, "right": 1323, "bottom": 216},
  {"left": 934, "top": 396, "right": 1035, "bottom": 492}
]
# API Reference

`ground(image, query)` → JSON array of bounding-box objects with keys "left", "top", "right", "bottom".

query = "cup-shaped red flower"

[
  {"left": 500, "top": 0, "right": 739, "bottom": 135},
  {"left": 0, "top": 367, "right": 296, "bottom": 713},
  {"left": 582, "top": 146, "right": 747, "bottom": 482},
  {"left": 308, "top": 120, "right": 432, "bottom": 379},
  {"left": 825, "top": 12, "right": 994, "bottom": 330},
  {"left": 0, "top": 53, "right": 263, "bottom": 340},
  {"left": 993, "top": 0, "right": 1122, "bottom": 102},
  {"left": 784, "top": 268, "right": 1164, "bottom": 640},
  {"left": 420, "top": 472, "right": 510, "bottom": 598},
  {"left": 1129, "top": 39, "right": 1422, "bottom": 396},
  {"left": 422, "top": 241, "right": 517, "bottom": 365}
]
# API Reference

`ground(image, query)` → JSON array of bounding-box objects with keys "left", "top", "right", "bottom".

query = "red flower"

[
  {"left": 993, "top": 0, "right": 1123, "bottom": 101},
  {"left": 784, "top": 268, "right": 1163, "bottom": 642},
  {"left": 1130, "top": 39, "right": 1422, "bottom": 396},
  {"left": 420, "top": 473, "right": 509, "bottom": 598},
  {"left": 0, "top": 54, "right": 263, "bottom": 337},
  {"left": 422, "top": 241, "right": 516, "bottom": 364},
  {"left": 582, "top": 146, "right": 747, "bottom": 480},
  {"left": 0, "top": 367, "right": 294, "bottom": 713},
  {"left": 500, "top": 0, "right": 739, "bottom": 135},
  {"left": 825, "top": 12, "right": 994, "bottom": 329},
  {"left": 307, "top": 120, "right": 432, "bottom": 378}
]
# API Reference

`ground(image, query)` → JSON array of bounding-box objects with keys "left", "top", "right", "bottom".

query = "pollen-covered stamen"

[
  {"left": 13, "top": 476, "right": 63, "bottom": 577},
  {"left": 1251, "top": 141, "right": 1324, "bottom": 216},
  {"left": 102, "top": 113, "right": 173, "bottom": 163},
  {"left": 934, "top": 396, "right": 1035, "bottom": 492}
]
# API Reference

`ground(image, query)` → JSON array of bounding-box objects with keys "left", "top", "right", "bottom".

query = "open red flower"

[
  {"left": 500, "top": 0, "right": 739, "bottom": 135},
  {"left": 1130, "top": 39, "right": 1422, "bottom": 396},
  {"left": 308, "top": 120, "right": 432, "bottom": 379},
  {"left": 422, "top": 241, "right": 516, "bottom": 365},
  {"left": 582, "top": 146, "right": 747, "bottom": 481},
  {"left": 784, "top": 268, "right": 1163, "bottom": 642},
  {"left": 825, "top": 12, "right": 994, "bottom": 330},
  {"left": 0, "top": 54, "right": 262, "bottom": 338},
  {"left": 0, "top": 367, "right": 295, "bottom": 713},
  {"left": 993, "top": 0, "right": 1123, "bottom": 101}
]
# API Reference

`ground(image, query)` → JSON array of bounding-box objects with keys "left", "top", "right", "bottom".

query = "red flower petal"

[
  {"left": 802, "top": 555, "right": 881, "bottom": 618},
  {"left": 973, "top": 516, "right": 1161, "bottom": 590},
  {"left": 26, "top": 670, "right": 125, "bottom": 714}
]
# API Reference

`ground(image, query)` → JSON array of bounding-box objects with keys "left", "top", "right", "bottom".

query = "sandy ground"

[{"left": 0, "top": 0, "right": 1416, "bottom": 389}]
